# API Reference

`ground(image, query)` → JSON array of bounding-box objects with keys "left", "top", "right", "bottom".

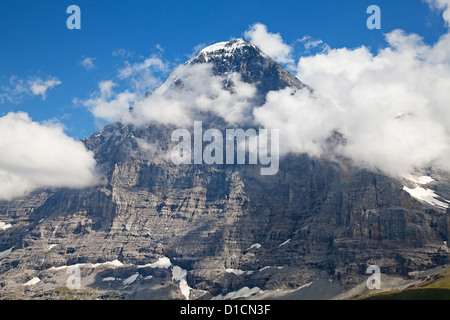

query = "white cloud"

[
  {"left": 28, "top": 77, "right": 62, "bottom": 99},
  {"left": 112, "top": 48, "right": 133, "bottom": 58},
  {"left": 78, "top": 53, "right": 170, "bottom": 127},
  {"left": 155, "top": 44, "right": 164, "bottom": 53},
  {"left": 0, "top": 76, "right": 28, "bottom": 103},
  {"left": 81, "top": 80, "right": 136, "bottom": 123},
  {"left": 244, "top": 23, "right": 294, "bottom": 65},
  {"left": 254, "top": 88, "right": 337, "bottom": 158},
  {"left": 117, "top": 55, "right": 166, "bottom": 80},
  {"left": 0, "top": 75, "right": 61, "bottom": 103},
  {"left": 298, "top": 28, "right": 450, "bottom": 175},
  {"left": 0, "top": 112, "right": 98, "bottom": 201},
  {"left": 81, "top": 64, "right": 255, "bottom": 130},
  {"left": 82, "top": 51, "right": 258, "bottom": 129},
  {"left": 252, "top": 24, "right": 450, "bottom": 177},
  {"left": 117, "top": 54, "right": 169, "bottom": 94},
  {"left": 121, "top": 63, "right": 256, "bottom": 127},
  {"left": 82, "top": 13, "right": 450, "bottom": 179},
  {"left": 298, "top": 36, "right": 330, "bottom": 54},
  {"left": 79, "top": 57, "right": 96, "bottom": 70},
  {"left": 425, "top": 0, "right": 450, "bottom": 25}
]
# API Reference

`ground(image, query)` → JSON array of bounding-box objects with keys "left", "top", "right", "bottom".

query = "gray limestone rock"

[{"left": 0, "top": 39, "right": 448, "bottom": 299}]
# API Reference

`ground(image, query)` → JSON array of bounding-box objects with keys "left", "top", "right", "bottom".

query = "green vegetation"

[
  {"left": 32, "top": 286, "right": 126, "bottom": 300},
  {"left": 361, "top": 269, "right": 450, "bottom": 300}
]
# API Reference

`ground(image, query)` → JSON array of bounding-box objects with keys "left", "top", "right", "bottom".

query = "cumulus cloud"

[
  {"left": 254, "top": 88, "right": 336, "bottom": 158},
  {"left": 253, "top": 10, "right": 450, "bottom": 176},
  {"left": 28, "top": 77, "right": 62, "bottom": 99},
  {"left": 0, "top": 112, "right": 98, "bottom": 201},
  {"left": 425, "top": 0, "right": 450, "bottom": 25},
  {"left": 295, "top": 30, "right": 450, "bottom": 175},
  {"left": 78, "top": 54, "right": 169, "bottom": 127},
  {"left": 86, "top": 63, "right": 257, "bottom": 128},
  {"left": 244, "top": 23, "right": 294, "bottom": 65},
  {"left": 82, "top": 80, "right": 136, "bottom": 123},
  {"left": 79, "top": 57, "right": 96, "bottom": 70},
  {"left": 117, "top": 55, "right": 167, "bottom": 80},
  {"left": 129, "top": 64, "right": 257, "bottom": 127},
  {"left": 82, "top": 3, "right": 450, "bottom": 178},
  {"left": 116, "top": 54, "right": 168, "bottom": 94},
  {"left": 0, "top": 75, "right": 61, "bottom": 103}
]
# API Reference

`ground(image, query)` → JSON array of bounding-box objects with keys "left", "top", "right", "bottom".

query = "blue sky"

[{"left": 0, "top": 0, "right": 448, "bottom": 139}]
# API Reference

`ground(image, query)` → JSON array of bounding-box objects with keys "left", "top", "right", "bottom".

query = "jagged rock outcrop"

[{"left": 0, "top": 38, "right": 448, "bottom": 299}]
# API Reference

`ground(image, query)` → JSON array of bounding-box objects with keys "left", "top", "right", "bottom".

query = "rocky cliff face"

[
  {"left": 0, "top": 39, "right": 449, "bottom": 300},
  {"left": 188, "top": 38, "right": 307, "bottom": 93}
]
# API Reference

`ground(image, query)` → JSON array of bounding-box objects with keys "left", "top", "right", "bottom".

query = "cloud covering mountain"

[
  {"left": 81, "top": 0, "right": 450, "bottom": 179},
  {"left": 0, "top": 112, "right": 98, "bottom": 200},
  {"left": 2, "top": 0, "right": 450, "bottom": 201}
]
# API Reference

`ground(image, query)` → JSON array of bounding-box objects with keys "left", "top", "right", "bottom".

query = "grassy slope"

[{"left": 361, "top": 269, "right": 450, "bottom": 300}]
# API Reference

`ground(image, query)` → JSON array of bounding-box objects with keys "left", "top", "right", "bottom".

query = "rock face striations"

[{"left": 0, "top": 39, "right": 449, "bottom": 299}]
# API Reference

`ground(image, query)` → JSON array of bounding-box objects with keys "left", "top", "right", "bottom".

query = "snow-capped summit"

[
  {"left": 155, "top": 38, "right": 306, "bottom": 98},
  {"left": 196, "top": 38, "right": 260, "bottom": 62},
  {"left": 2, "top": 34, "right": 449, "bottom": 302}
]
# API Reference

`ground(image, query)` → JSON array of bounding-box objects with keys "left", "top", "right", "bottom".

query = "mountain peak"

[
  {"left": 196, "top": 38, "right": 258, "bottom": 62},
  {"left": 178, "top": 38, "right": 307, "bottom": 96}
]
